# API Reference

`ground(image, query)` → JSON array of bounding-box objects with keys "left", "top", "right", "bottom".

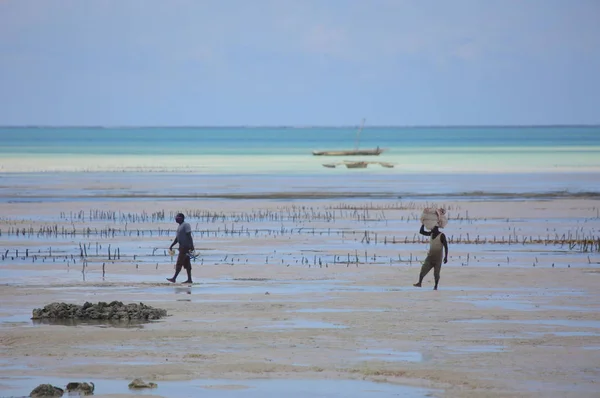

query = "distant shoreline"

[{"left": 2, "top": 190, "right": 598, "bottom": 201}]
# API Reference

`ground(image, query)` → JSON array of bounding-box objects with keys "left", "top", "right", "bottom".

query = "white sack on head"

[{"left": 420, "top": 208, "right": 448, "bottom": 229}]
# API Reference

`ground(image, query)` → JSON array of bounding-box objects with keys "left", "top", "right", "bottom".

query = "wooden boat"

[
  {"left": 322, "top": 161, "right": 395, "bottom": 169},
  {"left": 312, "top": 119, "right": 385, "bottom": 156},
  {"left": 343, "top": 161, "right": 368, "bottom": 169},
  {"left": 313, "top": 148, "right": 384, "bottom": 156}
]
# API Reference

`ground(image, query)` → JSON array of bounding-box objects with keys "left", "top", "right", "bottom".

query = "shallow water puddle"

[
  {"left": 457, "top": 299, "right": 596, "bottom": 312},
  {"left": 289, "top": 308, "right": 386, "bottom": 313},
  {"left": 359, "top": 349, "right": 423, "bottom": 362},
  {"left": 261, "top": 319, "right": 347, "bottom": 330},
  {"left": 455, "top": 290, "right": 595, "bottom": 312},
  {"left": 0, "top": 268, "right": 153, "bottom": 285},
  {"left": 44, "top": 280, "right": 345, "bottom": 295},
  {"left": 71, "top": 344, "right": 162, "bottom": 355},
  {"left": 32, "top": 280, "right": 373, "bottom": 300},
  {"left": 450, "top": 345, "right": 507, "bottom": 353},
  {"left": 0, "top": 311, "right": 32, "bottom": 325},
  {"left": 0, "top": 359, "right": 32, "bottom": 372},
  {"left": 29, "top": 318, "right": 154, "bottom": 328},
  {"left": 456, "top": 299, "right": 539, "bottom": 311},
  {"left": 525, "top": 331, "right": 600, "bottom": 337},
  {"left": 0, "top": 312, "right": 159, "bottom": 328},
  {"left": 453, "top": 319, "right": 600, "bottom": 328},
  {"left": 0, "top": 376, "right": 437, "bottom": 397}
]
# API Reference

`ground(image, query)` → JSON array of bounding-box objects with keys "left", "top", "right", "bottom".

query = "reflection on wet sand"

[{"left": 30, "top": 318, "right": 154, "bottom": 328}]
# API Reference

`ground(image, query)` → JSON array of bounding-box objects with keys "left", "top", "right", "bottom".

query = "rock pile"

[
  {"left": 66, "top": 382, "right": 95, "bottom": 395},
  {"left": 128, "top": 378, "right": 158, "bottom": 389},
  {"left": 31, "top": 301, "right": 167, "bottom": 321},
  {"left": 29, "top": 384, "right": 64, "bottom": 397},
  {"left": 29, "top": 379, "right": 158, "bottom": 396}
]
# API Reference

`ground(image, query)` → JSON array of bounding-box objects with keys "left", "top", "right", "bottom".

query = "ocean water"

[{"left": 1, "top": 126, "right": 599, "bottom": 199}]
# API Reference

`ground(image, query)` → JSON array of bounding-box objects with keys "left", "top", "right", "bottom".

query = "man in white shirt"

[{"left": 167, "top": 213, "right": 195, "bottom": 284}]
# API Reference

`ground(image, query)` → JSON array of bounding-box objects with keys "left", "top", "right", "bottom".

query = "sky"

[{"left": 0, "top": 0, "right": 599, "bottom": 126}]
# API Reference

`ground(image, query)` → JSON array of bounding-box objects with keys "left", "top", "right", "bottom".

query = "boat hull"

[
  {"left": 344, "top": 161, "right": 368, "bottom": 169},
  {"left": 312, "top": 148, "right": 384, "bottom": 156}
]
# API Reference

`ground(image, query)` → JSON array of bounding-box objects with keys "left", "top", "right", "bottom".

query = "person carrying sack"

[{"left": 414, "top": 208, "right": 449, "bottom": 290}]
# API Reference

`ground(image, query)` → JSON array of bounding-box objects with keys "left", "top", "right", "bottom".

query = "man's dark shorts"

[{"left": 177, "top": 249, "right": 192, "bottom": 270}]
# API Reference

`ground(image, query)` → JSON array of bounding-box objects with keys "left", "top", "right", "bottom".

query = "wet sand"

[{"left": 1, "top": 195, "right": 599, "bottom": 398}]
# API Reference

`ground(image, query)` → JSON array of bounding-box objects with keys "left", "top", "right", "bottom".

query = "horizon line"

[{"left": 1, "top": 124, "right": 599, "bottom": 129}]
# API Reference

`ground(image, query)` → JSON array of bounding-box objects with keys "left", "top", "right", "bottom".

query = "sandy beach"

[
  {"left": 1, "top": 192, "right": 599, "bottom": 397},
  {"left": 2, "top": 2, "right": 600, "bottom": 395}
]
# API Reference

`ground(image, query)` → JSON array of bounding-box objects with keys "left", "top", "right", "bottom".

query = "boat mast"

[{"left": 354, "top": 118, "right": 366, "bottom": 151}]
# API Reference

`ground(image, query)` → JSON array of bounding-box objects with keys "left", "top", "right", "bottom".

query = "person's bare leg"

[
  {"left": 181, "top": 257, "right": 193, "bottom": 283},
  {"left": 167, "top": 264, "right": 182, "bottom": 283},
  {"left": 414, "top": 263, "right": 432, "bottom": 287},
  {"left": 433, "top": 263, "right": 441, "bottom": 290},
  {"left": 182, "top": 267, "right": 193, "bottom": 284}
]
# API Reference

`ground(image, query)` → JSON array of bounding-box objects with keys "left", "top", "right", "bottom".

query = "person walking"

[
  {"left": 413, "top": 224, "right": 448, "bottom": 290},
  {"left": 166, "top": 213, "right": 195, "bottom": 284}
]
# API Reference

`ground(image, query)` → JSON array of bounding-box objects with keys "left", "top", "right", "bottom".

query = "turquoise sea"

[{"left": 1, "top": 125, "right": 599, "bottom": 200}]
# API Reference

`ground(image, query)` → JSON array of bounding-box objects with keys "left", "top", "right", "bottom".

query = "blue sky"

[{"left": 1, "top": 0, "right": 599, "bottom": 126}]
